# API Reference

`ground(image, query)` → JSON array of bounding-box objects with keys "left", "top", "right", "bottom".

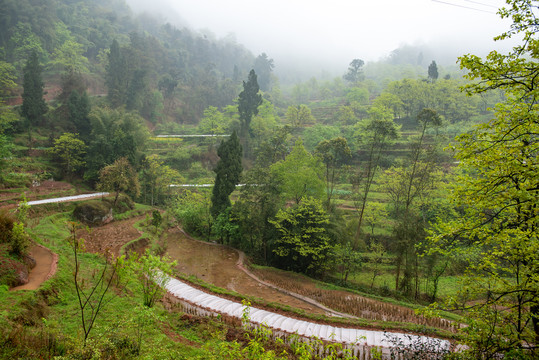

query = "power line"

[
  {"left": 431, "top": 0, "right": 498, "bottom": 14},
  {"left": 463, "top": 0, "right": 500, "bottom": 9}
]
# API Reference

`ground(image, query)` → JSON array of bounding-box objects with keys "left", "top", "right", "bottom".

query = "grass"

[{"left": 0, "top": 209, "right": 229, "bottom": 359}]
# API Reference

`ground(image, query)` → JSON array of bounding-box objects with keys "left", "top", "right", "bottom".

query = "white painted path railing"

[{"left": 165, "top": 275, "right": 451, "bottom": 358}]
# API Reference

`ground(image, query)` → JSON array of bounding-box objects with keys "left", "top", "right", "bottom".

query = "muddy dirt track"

[{"left": 165, "top": 228, "right": 327, "bottom": 315}]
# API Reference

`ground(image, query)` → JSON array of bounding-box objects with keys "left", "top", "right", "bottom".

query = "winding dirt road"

[{"left": 10, "top": 244, "right": 57, "bottom": 291}]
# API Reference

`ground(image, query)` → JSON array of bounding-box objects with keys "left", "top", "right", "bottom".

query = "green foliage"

[
  {"left": 0, "top": 61, "right": 17, "bottom": 101},
  {"left": 285, "top": 104, "right": 315, "bottom": 127},
  {"left": 50, "top": 39, "right": 89, "bottom": 73},
  {"left": 353, "top": 107, "right": 399, "bottom": 247},
  {"left": 210, "top": 131, "right": 243, "bottom": 219},
  {"left": 270, "top": 139, "right": 325, "bottom": 204},
  {"left": 172, "top": 189, "right": 212, "bottom": 238},
  {"left": 238, "top": 69, "right": 263, "bottom": 140},
  {"left": 7, "top": 22, "right": 46, "bottom": 72},
  {"left": 343, "top": 58, "right": 365, "bottom": 84},
  {"left": 271, "top": 197, "right": 335, "bottom": 276},
  {"left": 0, "top": 209, "right": 28, "bottom": 257},
  {"left": 9, "top": 221, "right": 28, "bottom": 257},
  {"left": 427, "top": 1, "right": 539, "bottom": 357},
  {"left": 85, "top": 107, "right": 149, "bottom": 182},
  {"left": 49, "top": 133, "right": 87, "bottom": 178},
  {"left": 97, "top": 157, "right": 141, "bottom": 207},
  {"left": 428, "top": 60, "right": 438, "bottom": 82},
  {"left": 253, "top": 53, "right": 274, "bottom": 92},
  {"left": 21, "top": 51, "right": 47, "bottom": 145},
  {"left": 198, "top": 106, "right": 228, "bottom": 135},
  {"left": 140, "top": 154, "right": 182, "bottom": 206},
  {"left": 315, "top": 137, "right": 352, "bottom": 208},
  {"left": 302, "top": 124, "right": 341, "bottom": 151},
  {"left": 128, "top": 249, "right": 177, "bottom": 308}
]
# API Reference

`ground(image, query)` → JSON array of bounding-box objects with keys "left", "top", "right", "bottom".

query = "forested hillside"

[{"left": 0, "top": 0, "right": 537, "bottom": 359}]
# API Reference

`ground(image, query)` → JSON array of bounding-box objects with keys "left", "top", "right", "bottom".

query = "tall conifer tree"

[
  {"left": 238, "top": 70, "right": 262, "bottom": 141},
  {"left": 211, "top": 131, "right": 243, "bottom": 218},
  {"left": 21, "top": 51, "right": 47, "bottom": 148}
]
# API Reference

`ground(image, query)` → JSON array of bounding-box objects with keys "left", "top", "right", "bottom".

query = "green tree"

[
  {"left": 285, "top": 104, "right": 315, "bottom": 127},
  {"left": 97, "top": 157, "right": 141, "bottom": 207},
  {"left": 238, "top": 69, "right": 262, "bottom": 147},
  {"left": 106, "top": 39, "right": 128, "bottom": 108},
  {"left": 198, "top": 106, "right": 228, "bottom": 135},
  {"left": 363, "top": 202, "right": 388, "bottom": 235},
  {"left": 85, "top": 107, "right": 149, "bottom": 182},
  {"left": 315, "top": 137, "right": 351, "bottom": 209},
  {"left": 129, "top": 249, "right": 176, "bottom": 308},
  {"left": 253, "top": 53, "right": 274, "bottom": 92},
  {"left": 428, "top": 1, "right": 539, "bottom": 356},
  {"left": 49, "top": 133, "right": 87, "bottom": 179},
  {"left": 172, "top": 189, "right": 213, "bottom": 239},
  {"left": 210, "top": 131, "right": 243, "bottom": 218},
  {"left": 140, "top": 154, "right": 183, "bottom": 206},
  {"left": 270, "top": 197, "right": 334, "bottom": 276},
  {"left": 21, "top": 51, "right": 47, "bottom": 148},
  {"left": 427, "top": 60, "right": 438, "bottom": 82},
  {"left": 0, "top": 61, "right": 17, "bottom": 101},
  {"left": 343, "top": 58, "right": 365, "bottom": 84},
  {"left": 50, "top": 39, "right": 89, "bottom": 73},
  {"left": 8, "top": 23, "right": 46, "bottom": 73},
  {"left": 67, "top": 90, "right": 91, "bottom": 143},
  {"left": 270, "top": 139, "right": 325, "bottom": 204},
  {"left": 385, "top": 108, "right": 443, "bottom": 297},
  {"left": 353, "top": 106, "right": 399, "bottom": 248}
]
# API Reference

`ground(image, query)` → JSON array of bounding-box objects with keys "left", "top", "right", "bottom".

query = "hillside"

[{"left": 1, "top": 0, "right": 538, "bottom": 359}]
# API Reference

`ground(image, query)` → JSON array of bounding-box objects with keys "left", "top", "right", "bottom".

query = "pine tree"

[
  {"left": 211, "top": 131, "right": 243, "bottom": 219},
  {"left": 21, "top": 51, "right": 47, "bottom": 148}
]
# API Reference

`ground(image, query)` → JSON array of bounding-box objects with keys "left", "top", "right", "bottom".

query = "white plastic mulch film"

[
  {"left": 165, "top": 276, "right": 451, "bottom": 352},
  {"left": 26, "top": 192, "right": 109, "bottom": 206}
]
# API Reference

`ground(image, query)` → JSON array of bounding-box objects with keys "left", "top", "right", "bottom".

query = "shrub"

[
  {"left": 103, "top": 193, "right": 134, "bottom": 214},
  {"left": 0, "top": 211, "right": 15, "bottom": 244}
]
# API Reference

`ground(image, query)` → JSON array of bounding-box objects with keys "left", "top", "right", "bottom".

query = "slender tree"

[
  {"left": 253, "top": 53, "right": 274, "bottom": 92},
  {"left": 21, "top": 51, "right": 47, "bottom": 149},
  {"left": 210, "top": 131, "right": 243, "bottom": 219},
  {"left": 315, "top": 137, "right": 352, "bottom": 209},
  {"left": 238, "top": 69, "right": 262, "bottom": 155},
  {"left": 106, "top": 39, "right": 128, "bottom": 108},
  {"left": 353, "top": 106, "right": 399, "bottom": 248},
  {"left": 428, "top": 60, "right": 439, "bottom": 82}
]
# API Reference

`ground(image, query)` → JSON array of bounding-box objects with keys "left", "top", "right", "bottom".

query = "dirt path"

[
  {"left": 11, "top": 244, "right": 58, "bottom": 291},
  {"left": 166, "top": 229, "right": 328, "bottom": 316}
]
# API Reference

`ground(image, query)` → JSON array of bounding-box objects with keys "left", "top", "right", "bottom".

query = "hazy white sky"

[{"left": 130, "top": 0, "right": 516, "bottom": 71}]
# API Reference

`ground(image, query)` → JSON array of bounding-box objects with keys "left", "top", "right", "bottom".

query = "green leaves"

[
  {"left": 49, "top": 132, "right": 87, "bottom": 177},
  {"left": 270, "top": 197, "right": 334, "bottom": 276},
  {"left": 428, "top": 1, "right": 539, "bottom": 356},
  {"left": 270, "top": 139, "right": 325, "bottom": 205},
  {"left": 210, "top": 131, "right": 243, "bottom": 219}
]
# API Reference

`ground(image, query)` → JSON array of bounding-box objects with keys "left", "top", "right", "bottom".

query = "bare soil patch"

[
  {"left": 10, "top": 244, "right": 57, "bottom": 291},
  {"left": 0, "top": 181, "right": 74, "bottom": 209},
  {"left": 76, "top": 215, "right": 146, "bottom": 257},
  {"left": 165, "top": 229, "right": 327, "bottom": 316}
]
